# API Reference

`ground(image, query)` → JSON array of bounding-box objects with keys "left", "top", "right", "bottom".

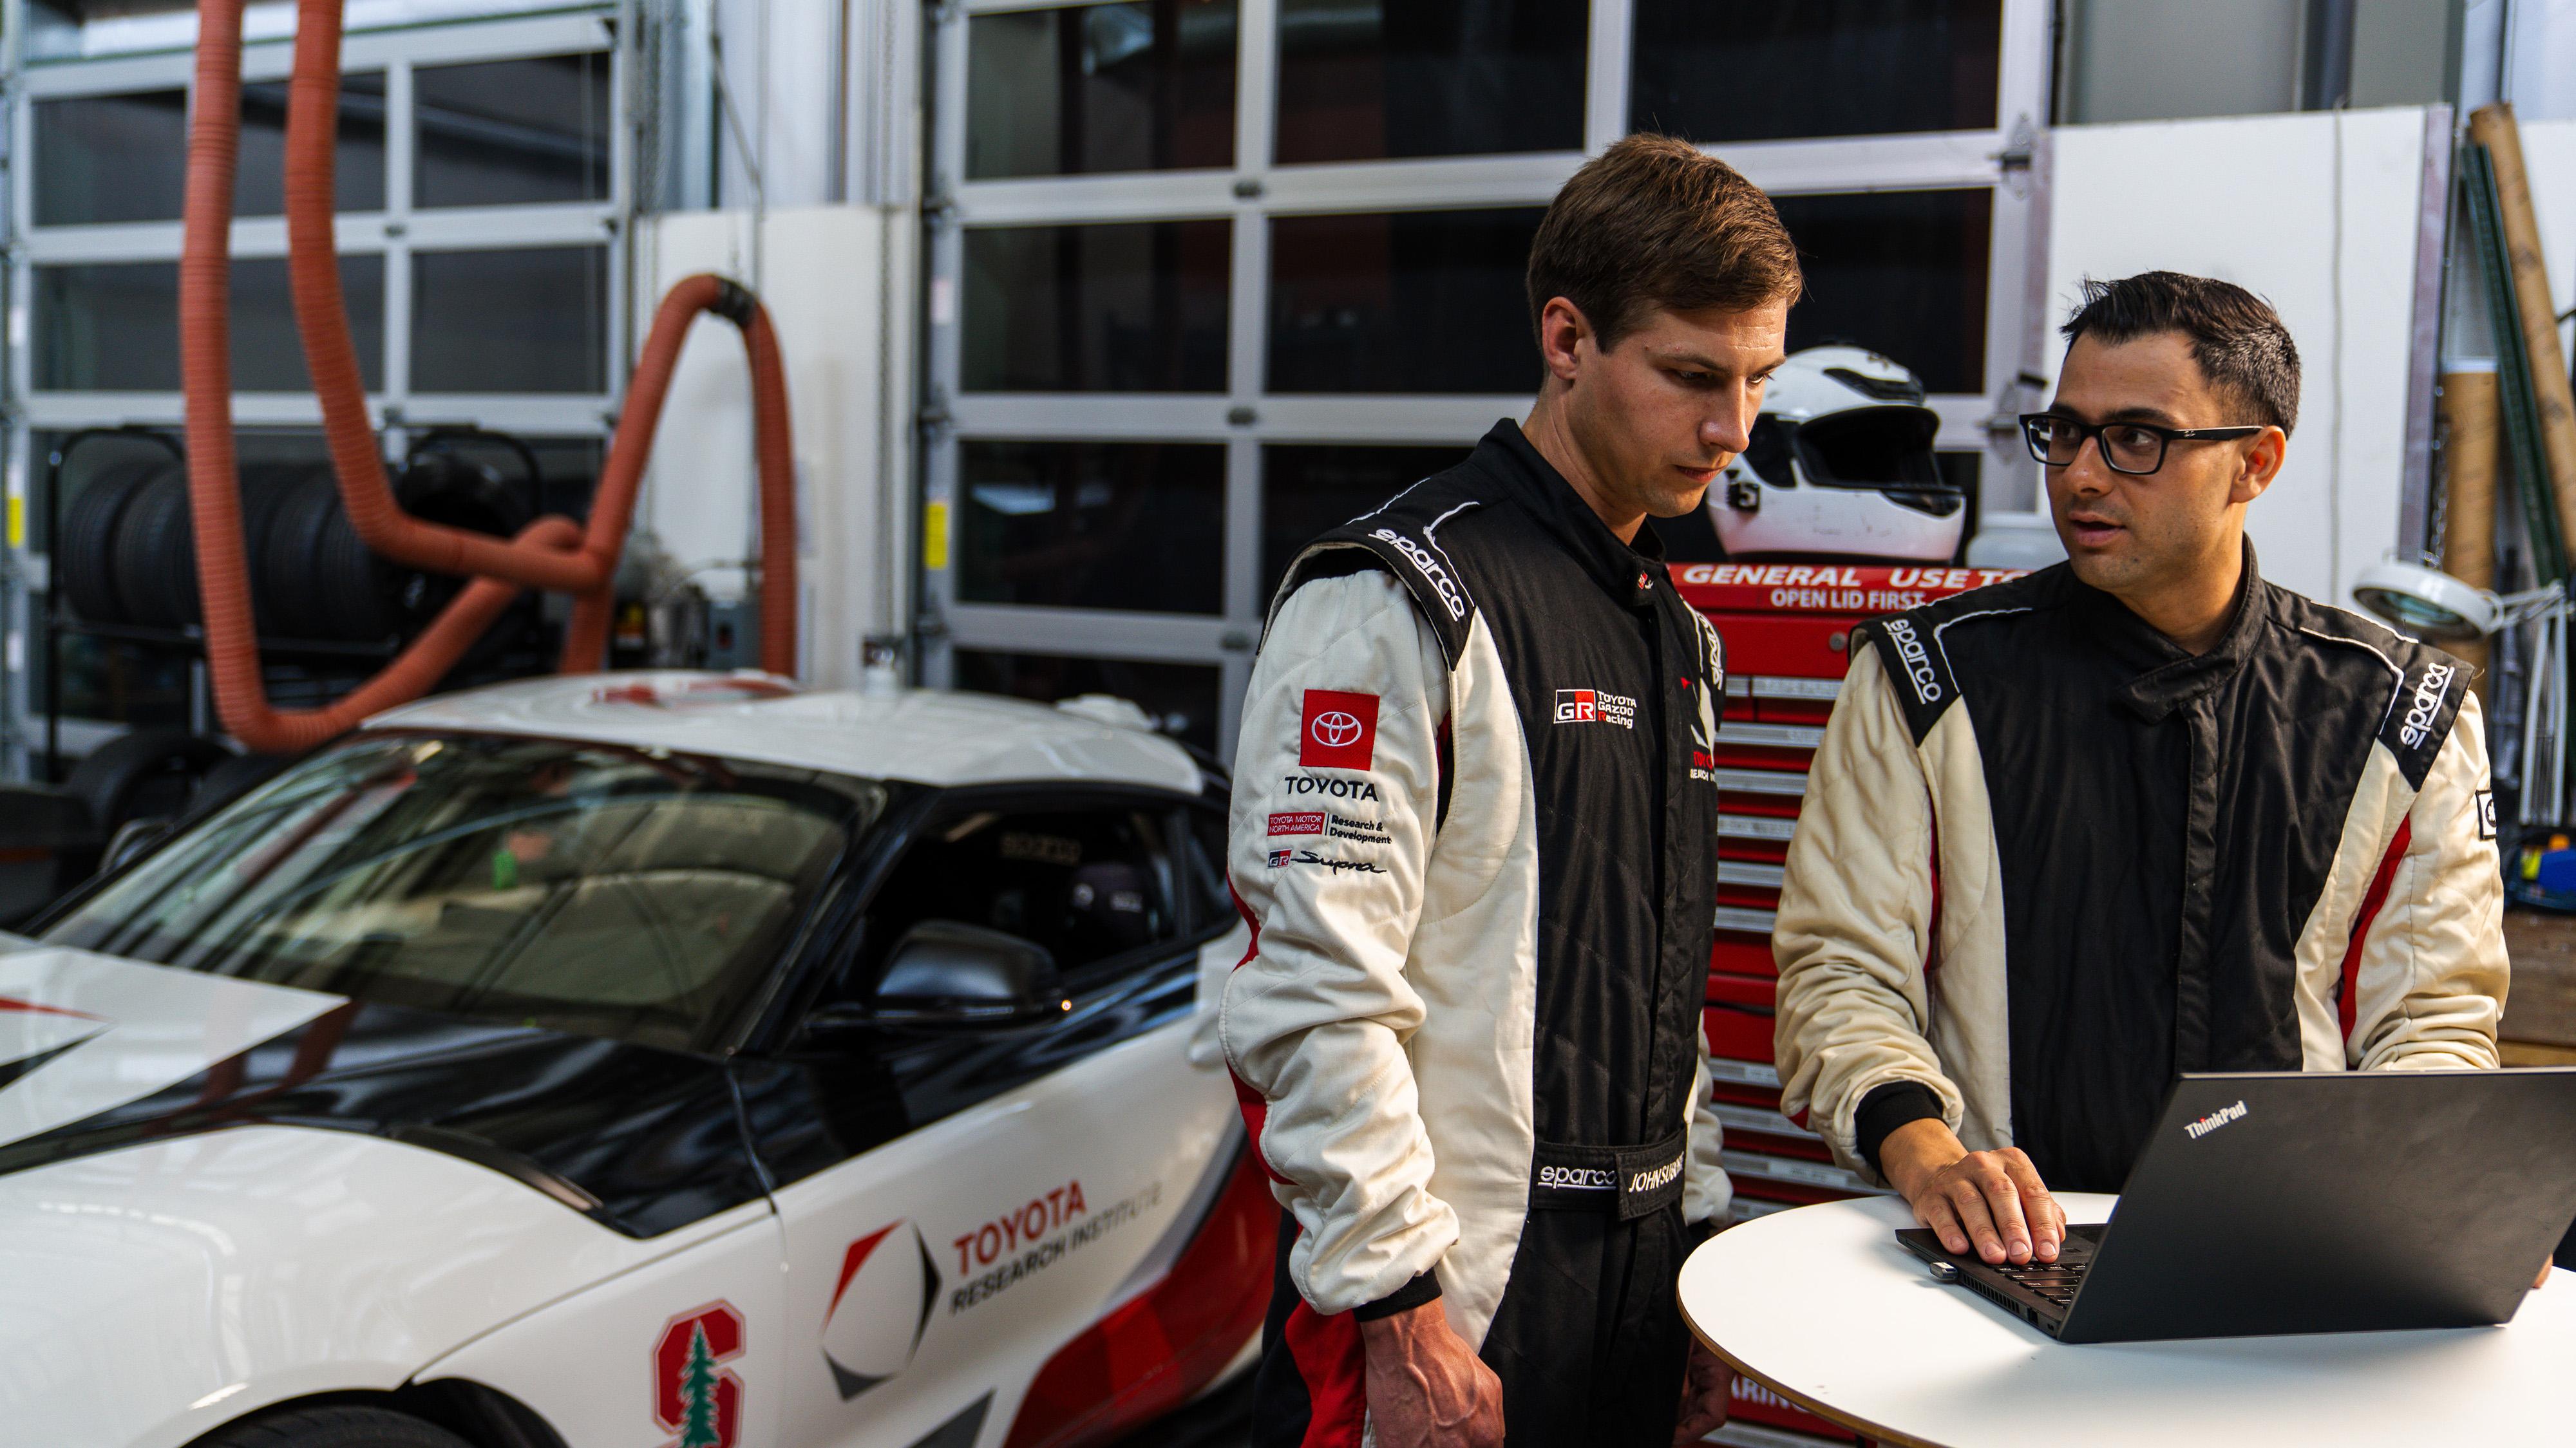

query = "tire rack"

[
  {"left": 1681, "top": 561, "right": 2027, "bottom": 1448},
  {"left": 35, "top": 428, "right": 550, "bottom": 778}
]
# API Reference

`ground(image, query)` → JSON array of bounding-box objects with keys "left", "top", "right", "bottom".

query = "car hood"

[{"left": 0, "top": 935, "right": 769, "bottom": 1237}]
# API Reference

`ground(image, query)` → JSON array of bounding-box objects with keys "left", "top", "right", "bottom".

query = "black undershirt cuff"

[
  {"left": 1856, "top": 1081, "right": 1946, "bottom": 1175},
  {"left": 1352, "top": 1269, "right": 1444, "bottom": 1321}
]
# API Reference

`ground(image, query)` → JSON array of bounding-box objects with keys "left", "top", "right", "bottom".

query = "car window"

[
  {"left": 45, "top": 732, "right": 884, "bottom": 1052},
  {"left": 1184, "top": 802, "right": 1232, "bottom": 927},
  {"left": 857, "top": 804, "right": 1180, "bottom": 995}
]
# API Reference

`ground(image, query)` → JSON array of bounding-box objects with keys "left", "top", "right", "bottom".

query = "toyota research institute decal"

[
  {"left": 652, "top": 1301, "right": 746, "bottom": 1448},
  {"left": 1299, "top": 690, "right": 1379, "bottom": 769}
]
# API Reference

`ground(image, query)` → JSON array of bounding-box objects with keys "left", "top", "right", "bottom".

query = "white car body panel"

[
  {"left": 0, "top": 682, "right": 1253, "bottom": 1447},
  {"left": 369, "top": 677, "right": 1206, "bottom": 797},
  {"left": 0, "top": 944, "right": 343, "bottom": 1152},
  {"left": 0, "top": 1123, "right": 766, "bottom": 1448},
  {"left": 427, "top": 1017, "right": 1238, "bottom": 1448}
]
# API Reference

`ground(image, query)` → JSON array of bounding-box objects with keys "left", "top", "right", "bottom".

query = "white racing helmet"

[{"left": 1709, "top": 345, "right": 1965, "bottom": 562}]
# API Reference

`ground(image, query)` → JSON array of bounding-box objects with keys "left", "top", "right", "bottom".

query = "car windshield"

[{"left": 43, "top": 731, "right": 886, "bottom": 1052}]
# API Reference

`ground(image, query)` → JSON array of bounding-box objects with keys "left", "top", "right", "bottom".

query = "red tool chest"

[{"left": 1679, "top": 562, "right": 2027, "bottom": 1230}]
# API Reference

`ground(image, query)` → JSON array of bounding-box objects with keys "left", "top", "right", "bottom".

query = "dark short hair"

[
  {"left": 2060, "top": 271, "right": 2301, "bottom": 435},
  {"left": 1526, "top": 134, "right": 1802, "bottom": 352}
]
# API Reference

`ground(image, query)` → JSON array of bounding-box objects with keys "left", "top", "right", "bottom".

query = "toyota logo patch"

[
  {"left": 1298, "top": 690, "right": 1380, "bottom": 770},
  {"left": 1311, "top": 711, "right": 1363, "bottom": 749}
]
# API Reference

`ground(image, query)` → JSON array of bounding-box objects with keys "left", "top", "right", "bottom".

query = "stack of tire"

[{"left": 57, "top": 449, "right": 534, "bottom": 649}]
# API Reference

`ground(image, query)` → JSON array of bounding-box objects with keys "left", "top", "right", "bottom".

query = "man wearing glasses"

[{"left": 1774, "top": 270, "right": 2508, "bottom": 1269}]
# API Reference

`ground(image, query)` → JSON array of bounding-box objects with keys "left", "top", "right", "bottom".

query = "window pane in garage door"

[
  {"left": 954, "top": 650, "right": 1222, "bottom": 753},
  {"left": 34, "top": 258, "right": 384, "bottom": 391},
  {"left": 238, "top": 73, "right": 388, "bottom": 216},
  {"left": 412, "top": 247, "right": 608, "bottom": 393},
  {"left": 1261, "top": 444, "right": 1472, "bottom": 600},
  {"left": 1769, "top": 188, "right": 1991, "bottom": 395},
  {"left": 964, "top": 220, "right": 1233, "bottom": 392},
  {"left": 414, "top": 53, "right": 612, "bottom": 208},
  {"left": 34, "top": 77, "right": 389, "bottom": 225},
  {"left": 967, "top": 0, "right": 1238, "bottom": 178},
  {"left": 1267, "top": 207, "right": 1545, "bottom": 393},
  {"left": 958, "top": 440, "right": 1226, "bottom": 614},
  {"left": 1274, "top": 0, "right": 1586, "bottom": 164},
  {"left": 1629, "top": 0, "right": 2002, "bottom": 142}
]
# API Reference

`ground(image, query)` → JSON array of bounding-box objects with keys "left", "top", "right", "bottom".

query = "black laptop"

[{"left": 1895, "top": 1069, "right": 2576, "bottom": 1343}]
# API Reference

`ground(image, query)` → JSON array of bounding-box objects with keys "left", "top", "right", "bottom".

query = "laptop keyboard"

[{"left": 1994, "top": 1257, "right": 2089, "bottom": 1306}]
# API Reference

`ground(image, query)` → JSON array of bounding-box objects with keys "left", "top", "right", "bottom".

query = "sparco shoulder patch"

[
  {"left": 1858, "top": 614, "right": 1962, "bottom": 742},
  {"left": 2378, "top": 654, "right": 2468, "bottom": 791}
]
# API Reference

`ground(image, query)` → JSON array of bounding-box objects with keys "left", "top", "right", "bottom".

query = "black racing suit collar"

[
  {"left": 1479, "top": 418, "right": 1668, "bottom": 610},
  {"left": 2066, "top": 535, "right": 2269, "bottom": 722}
]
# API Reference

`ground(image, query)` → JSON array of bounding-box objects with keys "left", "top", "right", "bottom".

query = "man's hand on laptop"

[{"left": 1880, "top": 1118, "right": 2064, "bottom": 1265}]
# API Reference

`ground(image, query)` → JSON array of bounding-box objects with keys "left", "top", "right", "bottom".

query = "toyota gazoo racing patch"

[
  {"left": 1298, "top": 690, "right": 1379, "bottom": 769},
  {"left": 1552, "top": 688, "right": 1636, "bottom": 729}
]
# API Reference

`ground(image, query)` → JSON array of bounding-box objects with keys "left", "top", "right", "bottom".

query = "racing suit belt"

[{"left": 1526, "top": 1127, "right": 1689, "bottom": 1219}]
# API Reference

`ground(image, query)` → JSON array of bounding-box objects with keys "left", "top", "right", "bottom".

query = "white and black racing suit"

[
  {"left": 1220, "top": 421, "right": 1732, "bottom": 1447},
  {"left": 1775, "top": 545, "right": 2508, "bottom": 1192}
]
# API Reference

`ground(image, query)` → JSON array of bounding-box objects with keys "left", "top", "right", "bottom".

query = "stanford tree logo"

[{"left": 653, "top": 1301, "right": 745, "bottom": 1448}]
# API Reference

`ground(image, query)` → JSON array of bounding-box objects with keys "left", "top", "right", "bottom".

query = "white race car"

[{"left": 0, "top": 673, "right": 1267, "bottom": 1448}]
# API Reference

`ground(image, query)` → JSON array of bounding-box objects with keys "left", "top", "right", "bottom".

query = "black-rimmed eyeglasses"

[{"left": 2018, "top": 414, "right": 2266, "bottom": 476}]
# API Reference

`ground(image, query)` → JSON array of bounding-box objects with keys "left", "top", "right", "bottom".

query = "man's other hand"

[
  {"left": 1358, "top": 1300, "right": 1504, "bottom": 1448},
  {"left": 1880, "top": 1117, "right": 2063, "bottom": 1265},
  {"left": 1672, "top": 1338, "right": 1731, "bottom": 1443}
]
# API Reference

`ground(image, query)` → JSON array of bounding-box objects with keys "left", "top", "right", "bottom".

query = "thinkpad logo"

[
  {"left": 1883, "top": 618, "right": 1942, "bottom": 704},
  {"left": 2184, "top": 1100, "right": 2248, "bottom": 1140}
]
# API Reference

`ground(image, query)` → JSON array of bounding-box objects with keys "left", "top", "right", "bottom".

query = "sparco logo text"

[
  {"left": 2398, "top": 663, "right": 2455, "bottom": 748},
  {"left": 1884, "top": 618, "right": 1942, "bottom": 703},
  {"left": 1538, "top": 1165, "right": 1616, "bottom": 1190},
  {"left": 1372, "top": 528, "right": 1467, "bottom": 620}
]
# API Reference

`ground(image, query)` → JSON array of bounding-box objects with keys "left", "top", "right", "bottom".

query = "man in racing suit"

[
  {"left": 1776, "top": 272, "right": 2508, "bottom": 1269},
  {"left": 1220, "top": 135, "right": 1801, "bottom": 1447}
]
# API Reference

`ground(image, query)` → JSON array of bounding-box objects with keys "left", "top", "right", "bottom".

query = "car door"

[{"left": 743, "top": 789, "right": 1245, "bottom": 1448}]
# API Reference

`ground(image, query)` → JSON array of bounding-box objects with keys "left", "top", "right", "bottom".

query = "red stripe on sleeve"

[{"left": 2338, "top": 820, "right": 2413, "bottom": 1046}]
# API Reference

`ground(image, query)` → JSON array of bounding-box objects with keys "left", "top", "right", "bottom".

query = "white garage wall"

[
  {"left": 2043, "top": 106, "right": 2439, "bottom": 610},
  {"left": 635, "top": 205, "right": 916, "bottom": 688}
]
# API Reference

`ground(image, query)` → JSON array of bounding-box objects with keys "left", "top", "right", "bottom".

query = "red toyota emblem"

[{"left": 1298, "top": 690, "right": 1379, "bottom": 769}]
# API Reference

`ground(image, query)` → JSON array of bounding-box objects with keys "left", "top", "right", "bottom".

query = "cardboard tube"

[
  {"left": 2468, "top": 104, "right": 2576, "bottom": 557},
  {"left": 2440, "top": 368, "right": 2500, "bottom": 690}
]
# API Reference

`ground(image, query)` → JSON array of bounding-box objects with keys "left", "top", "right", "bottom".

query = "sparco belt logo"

[
  {"left": 1372, "top": 528, "right": 1467, "bottom": 619},
  {"left": 1628, "top": 1155, "right": 1685, "bottom": 1195},
  {"left": 1538, "top": 1165, "right": 1617, "bottom": 1190},
  {"left": 2398, "top": 663, "right": 2456, "bottom": 748},
  {"left": 2184, "top": 1099, "right": 2248, "bottom": 1140},
  {"left": 1884, "top": 618, "right": 1942, "bottom": 703}
]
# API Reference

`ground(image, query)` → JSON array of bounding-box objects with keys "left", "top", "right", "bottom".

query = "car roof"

[{"left": 366, "top": 672, "right": 1207, "bottom": 796}]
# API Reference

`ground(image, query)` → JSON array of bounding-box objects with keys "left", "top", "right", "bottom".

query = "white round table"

[{"left": 1679, "top": 1193, "right": 2576, "bottom": 1447}]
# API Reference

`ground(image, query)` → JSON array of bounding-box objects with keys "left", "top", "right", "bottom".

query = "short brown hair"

[{"left": 1526, "top": 134, "right": 1802, "bottom": 352}]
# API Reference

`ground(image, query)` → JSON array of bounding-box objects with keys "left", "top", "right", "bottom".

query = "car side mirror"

[
  {"left": 100, "top": 816, "right": 175, "bottom": 875},
  {"left": 867, "top": 921, "right": 1070, "bottom": 1028}
]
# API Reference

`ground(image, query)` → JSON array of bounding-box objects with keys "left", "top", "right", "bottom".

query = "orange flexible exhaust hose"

[{"left": 180, "top": 0, "right": 799, "bottom": 753}]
